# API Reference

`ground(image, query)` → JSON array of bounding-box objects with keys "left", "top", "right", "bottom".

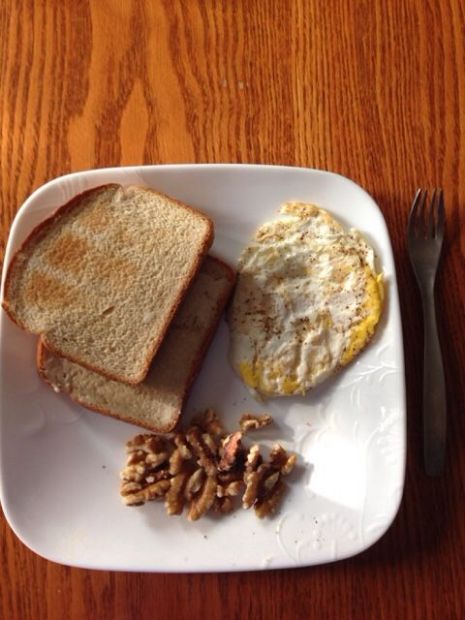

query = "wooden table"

[{"left": 1, "top": 1, "right": 464, "bottom": 618}]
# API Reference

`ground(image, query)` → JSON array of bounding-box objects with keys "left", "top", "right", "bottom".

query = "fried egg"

[{"left": 228, "top": 202, "right": 384, "bottom": 398}]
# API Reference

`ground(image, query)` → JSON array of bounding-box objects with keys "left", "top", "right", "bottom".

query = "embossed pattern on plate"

[{"left": 0, "top": 165, "right": 405, "bottom": 572}]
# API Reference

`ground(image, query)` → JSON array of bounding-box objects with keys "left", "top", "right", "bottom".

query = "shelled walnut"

[
  {"left": 119, "top": 409, "right": 297, "bottom": 521},
  {"left": 242, "top": 442, "right": 297, "bottom": 518},
  {"left": 239, "top": 413, "right": 272, "bottom": 432}
]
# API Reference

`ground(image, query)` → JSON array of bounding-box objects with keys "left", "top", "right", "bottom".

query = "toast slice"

[
  {"left": 37, "top": 256, "right": 235, "bottom": 432},
  {"left": 3, "top": 184, "right": 214, "bottom": 384}
]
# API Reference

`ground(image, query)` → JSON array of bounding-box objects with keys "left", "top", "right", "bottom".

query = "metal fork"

[{"left": 407, "top": 188, "right": 446, "bottom": 476}]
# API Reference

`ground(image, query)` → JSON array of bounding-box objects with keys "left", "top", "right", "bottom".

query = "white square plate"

[{"left": 0, "top": 165, "right": 405, "bottom": 572}]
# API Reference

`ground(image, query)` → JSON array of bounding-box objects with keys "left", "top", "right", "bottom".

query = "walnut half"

[{"left": 242, "top": 443, "right": 297, "bottom": 518}]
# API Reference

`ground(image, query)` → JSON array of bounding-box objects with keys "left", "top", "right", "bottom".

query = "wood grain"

[{"left": 1, "top": 1, "right": 465, "bottom": 618}]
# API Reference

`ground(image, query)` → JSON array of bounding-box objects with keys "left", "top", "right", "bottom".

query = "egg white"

[{"left": 228, "top": 202, "right": 384, "bottom": 398}]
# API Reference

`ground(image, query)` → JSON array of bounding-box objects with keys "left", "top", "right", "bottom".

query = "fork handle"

[{"left": 420, "top": 285, "right": 447, "bottom": 475}]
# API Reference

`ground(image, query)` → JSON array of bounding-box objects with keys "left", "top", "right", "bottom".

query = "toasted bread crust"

[
  {"left": 164, "top": 255, "right": 235, "bottom": 430},
  {"left": 3, "top": 183, "right": 214, "bottom": 385}
]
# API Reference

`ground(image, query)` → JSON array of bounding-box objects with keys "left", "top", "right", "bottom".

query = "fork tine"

[
  {"left": 427, "top": 188, "right": 437, "bottom": 238},
  {"left": 436, "top": 188, "right": 445, "bottom": 239},
  {"left": 408, "top": 188, "right": 427, "bottom": 236}
]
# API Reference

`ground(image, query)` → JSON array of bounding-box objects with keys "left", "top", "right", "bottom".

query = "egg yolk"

[
  {"left": 341, "top": 269, "right": 384, "bottom": 366},
  {"left": 238, "top": 361, "right": 302, "bottom": 396}
]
